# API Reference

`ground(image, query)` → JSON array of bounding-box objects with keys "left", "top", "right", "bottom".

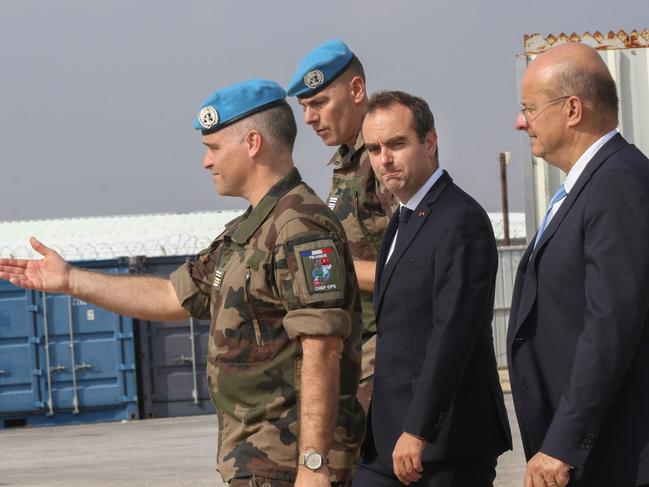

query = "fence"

[{"left": 493, "top": 245, "right": 527, "bottom": 368}]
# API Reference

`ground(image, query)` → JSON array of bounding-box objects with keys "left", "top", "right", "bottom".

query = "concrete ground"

[{"left": 0, "top": 394, "right": 526, "bottom": 487}]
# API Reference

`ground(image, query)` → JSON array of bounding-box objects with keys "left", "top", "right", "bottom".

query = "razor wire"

[{"left": 1, "top": 233, "right": 215, "bottom": 261}]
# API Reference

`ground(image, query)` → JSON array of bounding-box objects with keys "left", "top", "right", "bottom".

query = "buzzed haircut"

[
  {"left": 552, "top": 62, "right": 619, "bottom": 119},
  {"left": 365, "top": 90, "right": 436, "bottom": 142},
  {"left": 344, "top": 55, "right": 366, "bottom": 81},
  {"left": 243, "top": 103, "right": 297, "bottom": 152}
]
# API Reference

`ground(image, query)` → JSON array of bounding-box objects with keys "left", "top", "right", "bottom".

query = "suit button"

[
  {"left": 514, "top": 338, "right": 523, "bottom": 342},
  {"left": 520, "top": 384, "right": 528, "bottom": 390}
]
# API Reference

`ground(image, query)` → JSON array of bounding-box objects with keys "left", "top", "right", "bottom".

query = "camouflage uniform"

[
  {"left": 170, "top": 168, "right": 365, "bottom": 484},
  {"left": 326, "top": 132, "right": 397, "bottom": 410}
]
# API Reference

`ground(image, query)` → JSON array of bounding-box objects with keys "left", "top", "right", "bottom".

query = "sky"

[{"left": 1, "top": 0, "right": 647, "bottom": 221}]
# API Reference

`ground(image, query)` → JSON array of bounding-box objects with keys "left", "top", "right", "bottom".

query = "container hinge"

[
  {"left": 29, "top": 337, "right": 41, "bottom": 344},
  {"left": 27, "top": 304, "right": 39, "bottom": 313},
  {"left": 118, "top": 363, "right": 136, "bottom": 371},
  {"left": 32, "top": 401, "right": 46, "bottom": 408},
  {"left": 32, "top": 369, "right": 44, "bottom": 377},
  {"left": 115, "top": 332, "right": 134, "bottom": 340},
  {"left": 118, "top": 395, "right": 138, "bottom": 404}
]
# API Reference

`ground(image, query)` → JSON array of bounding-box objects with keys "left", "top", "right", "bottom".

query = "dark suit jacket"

[
  {"left": 363, "top": 171, "right": 512, "bottom": 465},
  {"left": 507, "top": 134, "right": 649, "bottom": 486}
]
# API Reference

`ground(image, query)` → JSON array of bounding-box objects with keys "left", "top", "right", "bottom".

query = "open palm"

[{"left": 0, "top": 237, "right": 70, "bottom": 293}]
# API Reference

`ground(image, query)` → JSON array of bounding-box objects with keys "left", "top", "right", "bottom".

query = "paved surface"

[{"left": 0, "top": 394, "right": 525, "bottom": 487}]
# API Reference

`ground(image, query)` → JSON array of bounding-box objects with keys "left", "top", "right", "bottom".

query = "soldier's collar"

[
  {"left": 328, "top": 131, "right": 365, "bottom": 168},
  {"left": 231, "top": 167, "right": 302, "bottom": 244}
]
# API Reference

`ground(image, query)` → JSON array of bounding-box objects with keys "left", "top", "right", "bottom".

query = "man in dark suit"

[
  {"left": 508, "top": 43, "right": 649, "bottom": 487},
  {"left": 352, "top": 90, "right": 511, "bottom": 487}
]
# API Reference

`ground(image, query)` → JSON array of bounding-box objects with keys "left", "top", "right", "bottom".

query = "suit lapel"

[
  {"left": 512, "top": 134, "right": 629, "bottom": 337},
  {"left": 373, "top": 212, "right": 398, "bottom": 315},
  {"left": 375, "top": 173, "right": 452, "bottom": 317}
]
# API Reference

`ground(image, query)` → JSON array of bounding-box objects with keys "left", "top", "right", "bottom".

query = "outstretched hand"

[{"left": 0, "top": 237, "right": 71, "bottom": 293}]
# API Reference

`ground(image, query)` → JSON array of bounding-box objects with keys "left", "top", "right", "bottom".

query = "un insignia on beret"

[
  {"left": 304, "top": 69, "right": 325, "bottom": 89},
  {"left": 199, "top": 106, "right": 219, "bottom": 129}
]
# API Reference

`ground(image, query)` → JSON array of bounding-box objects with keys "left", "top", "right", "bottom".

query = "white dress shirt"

[
  {"left": 386, "top": 167, "right": 444, "bottom": 262},
  {"left": 546, "top": 130, "right": 618, "bottom": 224}
]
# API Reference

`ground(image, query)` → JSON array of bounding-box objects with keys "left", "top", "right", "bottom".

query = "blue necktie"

[{"left": 534, "top": 184, "right": 567, "bottom": 248}]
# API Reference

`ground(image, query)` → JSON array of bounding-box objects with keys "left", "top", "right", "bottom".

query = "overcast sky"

[{"left": 1, "top": 0, "right": 647, "bottom": 221}]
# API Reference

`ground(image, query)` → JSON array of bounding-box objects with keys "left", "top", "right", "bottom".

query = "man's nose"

[
  {"left": 304, "top": 107, "right": 318, "bottom": 125},
  {"left": 202, "top": 151, "right": 212, "bottom": 169},
  {"left": 515, "top": 112, "right": 529, "bottom": 131}
]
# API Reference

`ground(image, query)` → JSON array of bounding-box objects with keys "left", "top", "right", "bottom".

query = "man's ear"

[
  {"left": 566, "top": 96, "right": 583, "bottom": 127},
  {"left": 350, "top": 76, "right": 366, "bottom": 105},
  {"left": 425, "top": 130, "right": 438, "bottom": 159},
  {"left": 244, "top": 129, "right": 263, "bottom": 157}
]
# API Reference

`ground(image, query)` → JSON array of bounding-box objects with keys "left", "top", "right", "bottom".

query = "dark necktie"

[{"left": 393, "top": 206, "right": 412, "bottom": 254}]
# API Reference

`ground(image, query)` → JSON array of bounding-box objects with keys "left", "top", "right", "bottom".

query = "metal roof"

[
  {"left": 524, "top": 29, "right": 649, "bottom": 55},
  {"left": 1, "top": 210, "right": 526, "bottom": 261},
  {"left": 0, "top": 211, "right": 243, "bottom": 261}
]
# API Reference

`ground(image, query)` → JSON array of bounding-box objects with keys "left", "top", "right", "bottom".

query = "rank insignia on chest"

[
  {"left": 327, "top": 195, "right": 340, "bottom": 211},
  {"left": 212, "top": 268, "right": 225, "bottom": 291}
]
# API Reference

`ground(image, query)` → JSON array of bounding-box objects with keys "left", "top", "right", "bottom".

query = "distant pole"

[{"left": 499, "top": 152, "right": 511, "bottom": 246}]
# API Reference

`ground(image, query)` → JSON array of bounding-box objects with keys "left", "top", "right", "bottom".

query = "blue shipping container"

[{"left": 0, "top": 259, "right": 138, "bottom": 428}]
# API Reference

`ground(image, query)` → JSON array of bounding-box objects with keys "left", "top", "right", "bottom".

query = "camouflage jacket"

[
  {"left": 327, "top": 132, "right": 397, "bottom": 337},
  {"left": 170, "top": 168, "right": 364, "bottom": 483}
]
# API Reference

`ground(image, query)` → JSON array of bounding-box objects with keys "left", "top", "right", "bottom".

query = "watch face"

[{"left": 305, "top": 453, "right": 323, "bottom": 470}]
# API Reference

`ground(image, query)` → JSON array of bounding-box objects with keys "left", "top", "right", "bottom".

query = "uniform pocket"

[{"left": 245, "top": 267, "right": 264, "bottom": 347}]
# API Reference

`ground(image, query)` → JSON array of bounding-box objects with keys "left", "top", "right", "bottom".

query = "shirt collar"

[
  {"left": 328, "top": 131, "right": 365, "bottom": 168},
  {"left": 230, "top": 167, "right": 302, "bottom": 243},
  {"left": 564, "top": 130, "right": 618, "bottom": 193},
  {"left": 401, "top": 167, "right": 444, "bottom": 211}
]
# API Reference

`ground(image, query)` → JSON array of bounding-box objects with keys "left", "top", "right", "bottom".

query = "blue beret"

[
  {"left": 287, "top": 39, "right": 355, "bottom": 98},
  {"left": 195, "top": 79, "right": 287, "bottom": 133}
]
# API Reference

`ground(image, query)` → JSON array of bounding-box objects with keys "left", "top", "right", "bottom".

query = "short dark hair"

[
  {"left": 365, "top": 90, "right": 436, "bottom": 142},
  {"left": 344, "top": 55, "right": 366, "bottom": 82},
  {"left": 245, "top": 103, "right": 297, "bottom": 152},
  {"left": 552, "top": 64, "right": 619, "bottom": 120}
]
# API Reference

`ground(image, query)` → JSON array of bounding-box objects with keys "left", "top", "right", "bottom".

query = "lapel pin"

[{"left": 418, "top": 211, "right": 425, "bottom": 217}]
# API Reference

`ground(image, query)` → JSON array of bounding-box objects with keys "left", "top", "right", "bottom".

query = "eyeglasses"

[{"left": 519, "top": 96, "right": 571, "bottom": 124}]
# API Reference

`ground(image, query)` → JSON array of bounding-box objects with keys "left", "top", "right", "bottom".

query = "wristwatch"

[{"left": 298, "top": 451, "right": 327, "bottom": 471}]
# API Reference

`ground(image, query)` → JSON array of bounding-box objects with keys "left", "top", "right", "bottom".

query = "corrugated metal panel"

[
  {"left": 517, "top": 30, "right": 649, "bottom": 240},
  {"left": 0, "top": 259, "right": 138, "bottom": 428},
  {"left": 493, "top": 246, "right": 527, "bottom": 368},
  {"left": 135, "top": 256, "right": 214, "bottom": 418}
]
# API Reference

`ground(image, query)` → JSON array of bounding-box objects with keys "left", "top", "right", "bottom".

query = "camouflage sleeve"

[
  {"left": 169, "top": 248, "right": 216, "bottom": 320},
  {"left": 273, "top": 217, "right": 352, "bottom": 340}
]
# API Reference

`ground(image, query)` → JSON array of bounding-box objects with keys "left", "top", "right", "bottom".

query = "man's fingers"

[
  {"left": 556, "top": 470, "right": 570, "bottom": 487},
  {"left": 412, "top": 454, "right": 424, "bottom": 473},
  {"left": 30, "top": 237, "right": 50, "bottom": 257},
  {"left": 393, "top": 459, "right": 410, "bottom": 485},
  {"left": 524, "top": 471, "right": 534, "bottom": 487}
]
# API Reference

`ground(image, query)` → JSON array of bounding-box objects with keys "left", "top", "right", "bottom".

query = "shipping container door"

[
  {"left": 0, "top": 282, "right": 42, "bottom": 414},
  {"left": 33, "top": 263, "right": 137, "bottom": 416},
  {"left": 137, "top": 257, "right": 214, "bottom": 418}
]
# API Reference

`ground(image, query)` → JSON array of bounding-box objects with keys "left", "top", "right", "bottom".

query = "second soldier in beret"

[
  {"left": 288, "top": 40, "right": 398, "bottom": 413},
  {"left": 0, "top": 79, "right": 365, "bottom": 487}
]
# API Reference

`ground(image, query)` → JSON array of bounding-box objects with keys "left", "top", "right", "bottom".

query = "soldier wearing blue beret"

[
  {"left": 288, "top": 40, "right": 398, "bottom": 414},
  {"left": 0, "top": 79, "right": 365, "bottom": 487}
]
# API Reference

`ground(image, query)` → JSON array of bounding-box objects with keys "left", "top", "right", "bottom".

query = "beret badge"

[
  {"left": 304, "top": 69, "right": 325, "bottom": 89},
  {"left": 199, "top": 106, "right": 219, "bottom": 129}
]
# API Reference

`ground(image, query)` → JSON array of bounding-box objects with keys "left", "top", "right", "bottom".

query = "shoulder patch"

[{"left": 292, "top": 238, "right": 345, "bottom": 304}]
